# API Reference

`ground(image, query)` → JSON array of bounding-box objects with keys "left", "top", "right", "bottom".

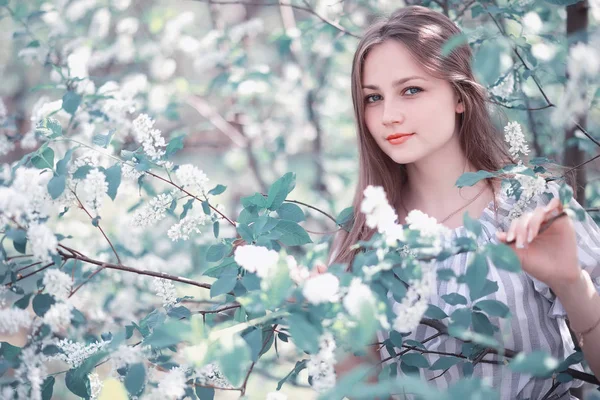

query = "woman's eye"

[
  {"left": 404, "top": 87, "right": 422, "bottom": 95},
  {"left": 365, "top": 94, "right": 382, "bottom": 103}
]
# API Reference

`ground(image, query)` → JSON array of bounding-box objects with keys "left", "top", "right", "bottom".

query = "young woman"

[{"left": 327, "top": 6, "right": 600, "bottom": 399}]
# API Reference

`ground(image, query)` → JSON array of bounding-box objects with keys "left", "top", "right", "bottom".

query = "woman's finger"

[
  {"left": 526, "top": 206, "right": 547, "bottom": 244},
  {"left": 515, "top": 212, "right": 534, "bottom": 249}
]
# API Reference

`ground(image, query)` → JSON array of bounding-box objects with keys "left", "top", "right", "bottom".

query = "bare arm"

[{"left": 552, "top": 268, "right": 600, "bottom": 378}]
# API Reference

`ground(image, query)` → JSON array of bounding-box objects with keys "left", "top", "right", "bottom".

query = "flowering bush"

[{"left": 1, "top": 1, "right": 600, "bottom": 400}]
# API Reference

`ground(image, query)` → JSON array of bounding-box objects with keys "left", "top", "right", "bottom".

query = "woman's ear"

[{"left": 456, "top": 97, "right": 465, "bottom": 114}]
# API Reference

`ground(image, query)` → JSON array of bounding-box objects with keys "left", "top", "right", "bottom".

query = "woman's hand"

[{"left": 495, "top": 197, "right": 581, "bottom": 291}]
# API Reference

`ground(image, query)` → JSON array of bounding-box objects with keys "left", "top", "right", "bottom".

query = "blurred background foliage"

[{"left": 1, "top": 0, "right": 600, "bottom": 398}]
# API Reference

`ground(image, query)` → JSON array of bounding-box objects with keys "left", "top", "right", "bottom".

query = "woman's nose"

[{"left": 381, "top": 102, "right": 405, "bottom": 126}]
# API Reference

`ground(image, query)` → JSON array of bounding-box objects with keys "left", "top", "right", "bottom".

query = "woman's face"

[{"left": 362, "top": 40, "right": 464, "bottom": 165}]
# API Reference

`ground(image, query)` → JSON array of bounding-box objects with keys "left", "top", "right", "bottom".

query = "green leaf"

[
  {"left": 266, "top": 172, "right": 296, "bottom": 210},
  {"left": 92, "top": 130, "right": 116, "bottom": 148},
  {"left": 206, "top": 243, "right": 231, "bottom": 263},
  {"left": 273, "top": 220, "right": 312, "bottom": 246},
  {"left": 429, "top": 356, "right": 462, "bottom": 371},
  {"left": 31, "top": 147, "right": 55, "bottom": 169},
  {"left": 441, "top": 33, "right": 468, "bottom": 57},
  {"left": 41, "top": 376, "right": 55, "bottom": 400},
  {"left": 142, "top": 320, "right": 189, "bottom": 349},
  {"left": 35, "top": 117, "right": 62, "bottom": 138},
  {"left": 73, "top": 165, "right": 93, "bottom": 179},
  {"left": 456, "top": 170, "right": 495, "bottom": 188},
  {"left": 47, "top": 175, "right": 66, "bottom": 199},
  {"left": 33, "top": 293, "right": 56, "bottom": 317},
  {"left": 276, "top": 203, "right": 305, "bottom": 223},
  {"left": 165, "top": 135, "right": 185, "bottom": 158},
  {"left": 105, "top": 164, "right": 122, "bottom": 200},
  {"left": 195, "top": 386, "right": 215, "bottom": 400},
  {"left": 471, "top": 311, "right": 495, "bottom": 336},
  {"left": 463, "top": 212, "right": 482, "bottom": 237},
  {"left": 441, "top": 293, "right": 468, "bottom": 306},
  {"left": 449, "top": 308, "right": 472, "bottom": 330},
  {"left": 486, "top": 243, "right": 521, "bottom": 272},
  {"left": 218, "top": 337, "right": 250, "bottom": 387},
  {"left": 473, "top": 41, "right": 501, "bottom": 86},
  {"left": 62, "top": 91, "right": 82, "bottom": 114},
  {"left": 65, "top": 351, "right": 107, "bottom": 397},
  {"left": 56, "top": 148, "right": 74, "bottom": 176},
  {"left": 242, "top": 328, "right": 262, "bottom": 362},
  {"left": 288, "top": 313, "right": 321, "bottom": 354},
  {"left": 210, "top": 275, "right": 237, "bottom": 297},
  {"left": 465, "top": 253, "right": 489, "bottom": 301},
  {"left": 208, "top": 184, "right": 226, "bottom": 196},
  {"left": 509, "top": 351, "right": 559, "bottom": 377},
  {"left": 424, "top": 304, "right": 448, "bottom": 319},
  {"left": 474, "top": 299, "right": 510, "bottom": 318},
  {"left": 124, "top": 363, "right": 146, "bottom": 396},
  {"left": 201, "top": 200, "right": 211, "bottom": 215},
  {"left": 14, "top": 293, "right": 32, "bottom": 309},
  {"left": 336, "top": 206, "right": 354, "bottom": 227},
  {"left": 559, "top": 183, "right": 573, "bottom": 205},
  {"left": 277, "top": 360, "right": 307, "bottom": 390},
  {"left": 544, "top": 0, "right": 581, "bottom": 5},
  {"left": 213, "top": 221, "right": 220, "bottom": 238},
  {"left": 167, "top": 306, "right": 191, "bottom": 319},
  {"left": 0, "top": 342, "right": 22, "bottom": 362},
  {"left": 401, "top": 353, "right": 430, "bottom": 368}
]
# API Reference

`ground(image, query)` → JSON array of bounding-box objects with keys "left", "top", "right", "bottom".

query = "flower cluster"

[
  {"left": 167, "top": 213, "right": 211, "bottom": 241},
  {"left": 42, "top": 269, "right": 72, "bottom": 300},
  {"left": 175, "top": 164, "right": 210, "bottom": 196},
  {"left": 131, "top": 113, "right": 166, "bottom": 161},
  {"left": 343, "top": 277, "right": 377, "bottom": 318},
  {"left": 508, "top": 174, "right": 549, "bottom": 220},
  {"left": 151, "top": 277, "right": 178, "bottom": 308},
  {"left": 80, "top": 168, "right": 109, "bottom": 213},
  {"left": 131, "top": 192, "right": 174, "bottom": 228},
  {"left": 0, "top": 308, "right": 33, "bottom": 334},
  {"left": 392, "top": 263, "right": 436, "bottom": 333},
  {"left": 360, "top": 185, "right": 405, "bottom": 246},
  {"left": 302, "top": 273, "right": 340, "bottom": 305},
  {"left": 234, "top": 244, "right": 280, "bottom": 278},
  {"left": 504, "top": 121, "right": 530, "bottom": 161},
  {"left": 42, "top": 302, "right": 74, "bottom": 333},
  {"left": 307, "top": 332, "right": 337, "bottom": 392},
  {"left": 52, "top": 338, "right": 111, "bottom": 368},
  {"left": 27, "top": 223, "right": 59, "bottom": 264}
]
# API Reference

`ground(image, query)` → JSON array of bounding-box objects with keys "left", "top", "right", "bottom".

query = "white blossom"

[
  {"left": 81, "top": 168, "right": 108, "bottom": 213},
  {"left": 508, "top": 174, "right": 549, "bottom": 220},
  {"left": 195, "top": 363, "right": 233, "bottom": 388},
  {"left": 89, "top": 8, "right": 111, "bottom": 40},
  {"left": 0, "top": 97, "right": 7, "bottom": 124},
  {"left": 360, "top": 185, "right": 398, "bottom": 233},
  {"left": 15, "top": 346, "right": 47, "bottom": 400},
  {"left": 42, "top": 269, "right": 72, "bottom": 300},
  {"left": 151, "top": 278, "right": 178, "bottom": 308},
  {"left": 168, "top": 213, "right": 210, "bottom": 241},
  {"left": 53, "top": 338, "right": 110, "bottom": 368},
  {"left": 43, "top": 302, "right": 73, "bottom": 332},
  {"left": 0, "top": 134, "right": 15, "bottom": 156},
  {"left": 234, "top": 245, "right": 279, "bottom": 278},
  {"left": 0, "top": 308, "right": 32, "bottom": 334},
  {"left": 307, "top": 332, "right": 336, "bottom": 393},
  {"left": 122, "top": 162, "right": 143, "bottom": 180},
  {"left": 343, "top": 278, "right": 376, "bottom": 318},
  {"left": 116, "top": 17, "right": 139, "bottom": 35},
  {"left": 392, "top": 264, "right": 435, "bottom": 333},
  {"left": 302, "top": 273, "right": 340, "bottom": 305},
  {"left": 405, "top": 209, "right": 450, "bottom": 238},
  {"left": 27, "top": 223, "right": 58, "bottom": 264},
  {"left": 110, "top": 344, "right": 144, "bottom": 370},
  {"left": 131, "top": 114, "right": 166, "bottom": 161},
  {"left": 175, "top": 164, "right": 210, "bottom": 195},
  {"left": 287, "top": 255, "right": 310, "bottom": 285},
  {"left": 504, "top": 121, "right": 530, "bottom": 160},
  {"left": 89, "top": 372, "right": 103, "bottom": 400},
  {"left": 131, "top": 193, "right": 173, "bottom": 228},
  {"left": 152, "top": 366, "right": 186, "bottom": 398}
]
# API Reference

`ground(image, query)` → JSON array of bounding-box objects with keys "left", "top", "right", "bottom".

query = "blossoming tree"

[{"left": 1, "top": 0, "right": 600, "bottom": 399}]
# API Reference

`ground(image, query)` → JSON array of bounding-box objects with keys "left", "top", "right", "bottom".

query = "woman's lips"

[{"left": 386, "top": 133, "right": 415, "bottom": 145}]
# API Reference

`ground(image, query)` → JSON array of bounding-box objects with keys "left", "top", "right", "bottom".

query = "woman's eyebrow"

[{"left": 362, "top": 76, "right": 428, "bottom": 90}]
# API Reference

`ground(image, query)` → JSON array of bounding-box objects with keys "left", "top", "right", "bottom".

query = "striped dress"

[{"left": 376, "top": 181, "right": 600, "bottom": 399}]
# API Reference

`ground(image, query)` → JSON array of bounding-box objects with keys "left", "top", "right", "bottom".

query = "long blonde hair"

[{"left": 329, "top": 6, "right": 516, "bottom": 268}]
